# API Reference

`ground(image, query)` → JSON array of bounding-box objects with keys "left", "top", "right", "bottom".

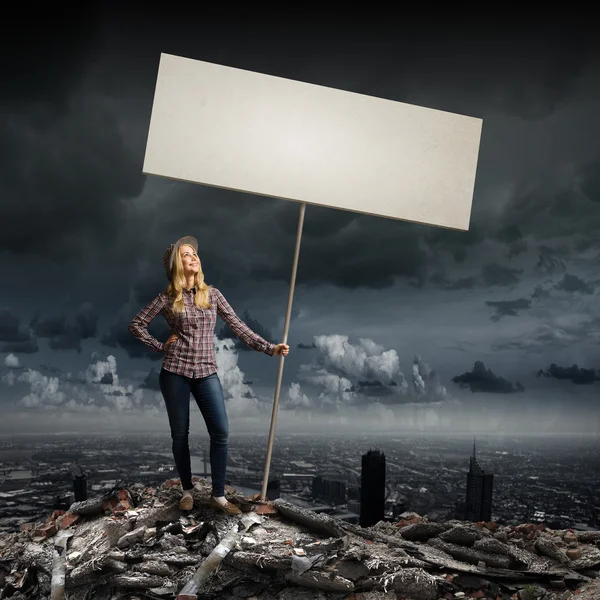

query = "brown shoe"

[
  {"left": 208, "top": 496, "right": 241, "bottom": 516},
  {"left": 179, "top": 493, "right": 194, "bottom": 511}
]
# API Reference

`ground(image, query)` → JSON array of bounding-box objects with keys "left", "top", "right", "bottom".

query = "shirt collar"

[{"left": 185, "top": 287, "right": 196, "bottom": 294}]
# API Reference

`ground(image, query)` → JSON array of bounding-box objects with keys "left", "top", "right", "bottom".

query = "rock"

[
  {"left": 116, "top": 525, "right": 147, "bottom": 549},
  {"left": 494, "top": 531, "right": 509, "bottom": 543},
  {"left": 439, "top": 525, "right": 483, "bottom": 547},
  {"left": 535, "top": 537, "right": 571, "bottom": 565},
  {"left": 563, "top": 531, "right": 577, "bottom": 544},
  {"left": 428, "top": 538, "right": 511, "bottom": 569},
  {"left": 566, "top": 547, "right": 582, "bottom": 560},
  {"left": 397, "top": 522, "right": 451, "bottom": 541},
  {"left": 286, "top": 570, "right": 354, "bottom": 593}
]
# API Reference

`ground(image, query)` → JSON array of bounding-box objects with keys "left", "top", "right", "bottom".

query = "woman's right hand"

[{"left": 164, "top": 333, "right": 179, "bottom": 352}]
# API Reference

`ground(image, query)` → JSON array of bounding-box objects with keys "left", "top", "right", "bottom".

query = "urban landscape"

[{"left": 1, "top": 432, "right": 599, "bottom": 535}]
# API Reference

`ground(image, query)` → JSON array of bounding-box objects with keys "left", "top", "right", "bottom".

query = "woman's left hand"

[{"left": 273, "top": 343, "right": 290, "bottom": 357}]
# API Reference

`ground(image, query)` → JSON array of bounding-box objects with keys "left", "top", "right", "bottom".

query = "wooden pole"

[{"left": 260, "top": 201, "right": 306, "bottom": 500}]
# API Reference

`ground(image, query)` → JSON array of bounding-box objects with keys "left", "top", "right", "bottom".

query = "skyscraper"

[
  {"left": 360, "top": 449, "right": 386, "bottom": 527},
  {"left": 465, "top": 438, "right": 493, "bottom": 522},
  {"left": 72, "top": 467, "right": 87, "bottom": 502}
]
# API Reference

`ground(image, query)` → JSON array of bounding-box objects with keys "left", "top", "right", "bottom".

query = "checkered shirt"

[{"left": 128, "top": 286, "right": 276, "bottom": 379}]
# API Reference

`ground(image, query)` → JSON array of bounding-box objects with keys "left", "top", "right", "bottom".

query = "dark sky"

[{"left": 1, "top": 13, "right": 599, "bottom": 434}]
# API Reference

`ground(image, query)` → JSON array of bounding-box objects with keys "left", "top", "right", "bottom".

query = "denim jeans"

[{"left": 159, "top": 368, "right": 229, "bottom": 496}]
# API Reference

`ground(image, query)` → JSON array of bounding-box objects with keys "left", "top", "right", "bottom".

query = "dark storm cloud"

[
  {"left": 497, "top": 162, "right": 600, "bottom": 243},
  {"left": 534, "top": 247, "right": 567, "bottom": 276},
  {"left": 482, "top": 264, "right": 522, "bottom": 288},
  {"left": 99, "top": 373, "right": 114, "bottom": 385},
  {"left": 352, "top": 380, "right": 396, "bottom": 398},
  {"left": 218, "top": 311, "right": 272, "bottom": 351},
  {"left": 297, "top": 343, "right": 317, "bottom": 349},
  {"left": 452, "top": 361, "right": 524, "bottom": 393},
  {"left": 484, "top": 28, "right": 589, "bottom": 120},
  {"left": 426, "top": 224, "right": 483, "bottom": 264},
  {"left": 0, "top": 309, "right": 38, "bottom": 353},
  {"left": 0, "top": 16, "right": 145, "bottom": 260},
  {"left": 2, "top": 15, "right": 598, "bottom": 299},
  {"left": 0, "top": 105, "right": 145, "bottom": 260},
  {"left": 1, "top": 15, "right": 101, "bottom": 110},
  {"left": 29, "top": 303, "right": 98, "bottom": 353},
  {"left": 485, "top": 298, "right": 532, "bottom": 321},
  {"left": 251, "top": 207, "right": 428, "bottom": 289},
  {"left": 579, "top": 161, "right": 600, "bottom": 202},
  {"left": 101, "top": 313, "right": 168, "bottom": 361},
  {"left": 429, "top": 273, "right": 476, "bottom": 290},
  {"left": 139, "top": 368, "right": 161, "bottom": 391},
  {"left": 537, "top": 363, "right": 600, "bottom": 385},
  {"left": 531, "top": 285, "right": 551, "bottom": 300},
  {"left": 555, "top": 274, "right": 594, "bottom": 294}
]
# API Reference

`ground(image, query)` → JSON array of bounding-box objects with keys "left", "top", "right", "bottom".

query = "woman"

[{"left": 128, "top": 236, "right": 289, "bottom": 514}]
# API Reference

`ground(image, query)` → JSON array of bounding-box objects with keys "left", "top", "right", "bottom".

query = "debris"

[
  {"left": 535, "top": 536, "right": 571, "bottom": 565},
  {"left": 177, "top": 512, "right": 262, "bottom": 599},
  {"left": 2, "top": 480, "right": 600, "bottom": 600},
  {"left": 273, "top": 498, "right": 344, "bottom": 537},
  {"left": 285, "top": 569, "right": 354, "bottom": 593},
  {"left": 397, "top": 521, "right": 452, "bottom": 541},
  {"left": 116, "top": 525, "right": 147, "bottom": 549},
  {"left": 50, "top": 529, "right": 73, "bottom": 600}
]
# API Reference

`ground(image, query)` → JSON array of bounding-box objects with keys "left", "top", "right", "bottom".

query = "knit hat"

[{"left": 162, "top": 236, "right": 198, "bottom": 281}]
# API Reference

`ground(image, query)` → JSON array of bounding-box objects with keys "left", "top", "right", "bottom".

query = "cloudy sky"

[{"left": 1, "top": 14, "right": 599, "bottom": 435}]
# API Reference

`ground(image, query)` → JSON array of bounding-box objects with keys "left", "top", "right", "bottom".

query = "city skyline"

[{"left": 1, "top": 15, "right": 600, "bottom": 434}]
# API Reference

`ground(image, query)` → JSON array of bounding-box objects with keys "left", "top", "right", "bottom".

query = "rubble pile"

[{"left": 1, "top": 479, "right": 600, "bottom": 600}]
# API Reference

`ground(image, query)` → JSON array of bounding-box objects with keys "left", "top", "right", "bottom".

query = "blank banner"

[{"left": 143, "top": 53, "right": 483, "bottom": 231}]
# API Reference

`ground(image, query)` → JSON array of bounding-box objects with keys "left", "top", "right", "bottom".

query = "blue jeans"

[{"left": 159, "top": 368, "right": 229, "bottom": 497}]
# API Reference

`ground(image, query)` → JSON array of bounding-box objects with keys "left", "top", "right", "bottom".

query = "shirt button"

[{"left": 193, "top": 323, "right": 198, "bottom": 329}]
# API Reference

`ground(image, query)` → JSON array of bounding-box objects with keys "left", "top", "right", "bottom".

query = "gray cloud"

[
  {"left": 101, "top": 308, "right": 168, "bottom": 362},
  {"left": 451, "top": 361, "right": 524, "bottom": 393},
  {"left": 537, "top": 363, "right": 600, "bottom": 385},
  {"left": 0, "top": 309, "right": 38, "bottom": 354},
  {"left": 0, "top": 110, "right": 144, "bottom": 261},
  {"left": 534, "top": 246, "right": 567, "bottom": 276},
  {"left": 555, "top": 274, "right": 594, "bottom": 294},
  {"left": 486, "top": 298, "right": 532, "bottom": 321},
  {"left": 284, "top": 335, "right": 449, "bottom": 411},
  {"left": 579, "top": 160, "right": 600, "bottom": 202},
  {"left": 482, "top": 263, "right": 523, "bottom": 287},
  {"left": 139, "top": 368, "right": 161, "bottom": 391},
  {"left": 29, "top": 303, "right": 98, "bottom": 353},
  {"left": 218, "top": 311, "right": 273, "bottom": 352},
  {"left": 498, "top": 162, "right": 600, "bottom": 243},
  {"left": 250, "top": 208, "right": 429, "bottom": 289}
]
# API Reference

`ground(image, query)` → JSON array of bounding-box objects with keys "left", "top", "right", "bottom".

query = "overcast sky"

[{"left": 1, "top": 14, "right": 599, "bottom": 435}]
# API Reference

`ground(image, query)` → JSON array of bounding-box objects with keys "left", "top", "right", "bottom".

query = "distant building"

[
  {"left": 311, "top": 475, "right": 346, "bottom": 505},
  {"left": 73, "top": 472, "right": 87, "bottom": 502},
  {"left": 266, "top": 479, "right": 281, "bottom": 500},
  {"left": 464, "top": 438, "right": 493, "bottom": 522},
  {"left": 360, "top": 449, "right": 386, "bottom": 527}
]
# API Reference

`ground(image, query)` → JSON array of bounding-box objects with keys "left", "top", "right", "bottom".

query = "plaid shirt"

[{"left": 128, "top": 286, "right": 276, "bottom": 379}]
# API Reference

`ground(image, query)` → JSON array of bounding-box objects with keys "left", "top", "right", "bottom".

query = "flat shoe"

[
  {"left": 179, "top": 494, "right": 194, "bottom": 510},
  {"left": 209, "top": 496, "right": 241, "bottom": 515}
]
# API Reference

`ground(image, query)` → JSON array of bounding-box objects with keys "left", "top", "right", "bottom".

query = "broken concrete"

[{"left": 2, "top": 477, "right": 600, "bottom": 599}]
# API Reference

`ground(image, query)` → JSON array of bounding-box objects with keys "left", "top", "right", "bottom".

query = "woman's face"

[{"left": 179, "top": 245, "right": 200, "bottom": 277}]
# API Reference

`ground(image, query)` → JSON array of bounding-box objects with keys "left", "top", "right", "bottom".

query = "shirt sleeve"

[
  {"left": 127, "top": 293, "right": 166, "bottom": 353},
  {"left": 214, "top": 288, "right": 276, "bottom": 356}
]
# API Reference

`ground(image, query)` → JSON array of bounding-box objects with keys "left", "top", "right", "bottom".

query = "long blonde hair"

[{"left": 166, "top": 245, "right": 213, "bottom": 313}]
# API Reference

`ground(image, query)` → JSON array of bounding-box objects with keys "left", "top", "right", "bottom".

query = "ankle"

[{"left": 212, "top": 495, "right": 227, "bottom": 506}]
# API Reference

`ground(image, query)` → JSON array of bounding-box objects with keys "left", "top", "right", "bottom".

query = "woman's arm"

[
  {"left": 214, "top": 288, "right": 276, "bottom": 356},
  {"left": 127, "top": 294, "right": 167, "bottom": 352}
]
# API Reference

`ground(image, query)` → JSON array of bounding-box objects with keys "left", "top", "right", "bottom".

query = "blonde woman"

[{"left": 128, "top": 236, "right": 289, "bottom": 513}]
